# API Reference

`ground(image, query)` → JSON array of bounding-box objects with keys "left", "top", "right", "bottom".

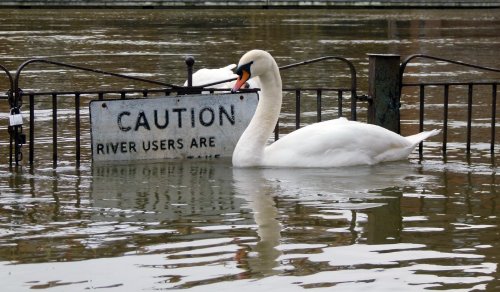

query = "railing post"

[
  {"left": 367, "top": 54, "right": 401, "bottom": 133},
  {"left": 185, "top": 56, "right": 195, "bottom": 87}
]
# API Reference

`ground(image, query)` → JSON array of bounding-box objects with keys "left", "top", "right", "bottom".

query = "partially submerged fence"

[
  {"left": 2, "top": 55, "right": 362, "bottom": 168},
  {"left": 5, "top": 59, "right": 185, "bottom": 168},
  {"left": 399, "top": 54, "right": 500, "bottom": 158},
  {"left": 1, "top": 53, "right": 499, "bottom": 168}
]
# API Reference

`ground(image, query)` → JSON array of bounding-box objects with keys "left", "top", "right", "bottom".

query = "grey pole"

[{"left": 367, "top": 54, "right": 401, "bottom": 133}]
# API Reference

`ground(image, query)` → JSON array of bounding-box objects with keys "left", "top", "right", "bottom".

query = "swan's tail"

[{"left": 405, "top": 129, "right": 441, "bottom": 145}]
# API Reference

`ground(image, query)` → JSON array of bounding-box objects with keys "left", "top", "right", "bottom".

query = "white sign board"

[{"left": 90, "top": 93, "right": 258, "bottom": 161}]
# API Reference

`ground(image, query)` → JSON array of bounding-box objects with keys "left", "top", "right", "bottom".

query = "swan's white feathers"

[
  {"left": 184, "top": 63, "right": 260, "bottom": 89},
  {"left": 232, "top": 50, "right": 440, "bottom": 168},
  {"left": 183, "top": 64, "right": 237, "bottom": 88},
  {"left": 263, "top": 118, "right": 426, "bottom": 167}
]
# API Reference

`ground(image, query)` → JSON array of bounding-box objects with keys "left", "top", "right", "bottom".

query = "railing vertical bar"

[
  {"left": 338, "top": 90, "right": 343, "bottom": 118},
  {"left": 121, "top": 91, "right": 126, "bottom": 99},
  {"left": 316, "top": 89, "right": 322, "bottom": 122},
  {"left": 466, "top": 84, "right": 473, "bottom": 154},
  {"left": 186, "top": 56, "right": 194, "bottom": 87},
  {"left": 419, "top": 84, "right": 425, "bottom": 158},
  {"left": 75, "top": 93, "right": 81, "bottom": 167},
  {"left": 52, "top": 93, "right": 58, "bottom": 168},
  {"left": 350, "top": 89, "right": 357, "bottom": 121},
  {"left": 295, "top": 89, "right": 301, "bottom": 129},
  {"left": 98, "top": 92, "right": 104, "bottom": 100},
  {"left": 491, "top": 84, "right": 497, "bottom": 153},
  {"left": 443, "top": 85, "right": 449, "bottom": 155},
  {"left": 29, "top": 94, "right": 35, "bottom": 165},
  {"left": 274, "top": 122, "right": 279, "bottom": 141}
]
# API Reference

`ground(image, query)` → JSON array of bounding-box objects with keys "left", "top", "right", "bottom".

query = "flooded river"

[{"left": 0, "top": 8, "right": 499, "bottom": 291}]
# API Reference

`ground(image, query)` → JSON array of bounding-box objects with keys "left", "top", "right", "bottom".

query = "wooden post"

[{"left": 367, "top": 54, "right": 401, "bottom": 133}]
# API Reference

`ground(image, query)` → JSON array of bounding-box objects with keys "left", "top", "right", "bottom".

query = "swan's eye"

[{"left": 235, "top": 61, "right": 253, "bottom": 78}]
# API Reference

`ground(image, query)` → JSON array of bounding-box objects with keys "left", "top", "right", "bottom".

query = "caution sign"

[{"left": 90, "top": 93, "right": 258, "bottom": 161}]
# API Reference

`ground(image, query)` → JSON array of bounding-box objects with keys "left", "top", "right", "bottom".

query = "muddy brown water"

[{"left": 0, "top": 8, "right": 499, "bottom": 291}]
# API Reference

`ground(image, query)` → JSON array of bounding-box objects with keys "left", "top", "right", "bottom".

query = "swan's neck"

[{"left": 233, "top": 66, "right": 282, "bottom": 166}]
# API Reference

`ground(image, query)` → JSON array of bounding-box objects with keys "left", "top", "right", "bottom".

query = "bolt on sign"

[{"left": 90, "top": 93, "right": 258, "bottom": 161}]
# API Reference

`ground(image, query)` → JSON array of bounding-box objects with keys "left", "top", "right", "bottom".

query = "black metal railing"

[
  {"left": 5, "top": 59, "right": 191, "bottom": 168},
  {"left": 279, "top": 56, "right": 359, "bottom": 122},
  {"left": 23, "top": 89, "right": 181, "bottom": 168},
  {"left": 196, "top": 56, "right": 361, "bottom": 141},
  {"left": 5, "top": 55, "right": 360, "bottom": 168},
  {"left": 4, "top": 53, "right": 498, "bottom": 168},
  {"left": 279, "top": 56, "right": 360, "bottom": 140},
  {"left": 400, "top": 54, "right": 500, "bottom": 158},
  {"left": 276, "top": 87, "right": 355, "bottom": 140}
]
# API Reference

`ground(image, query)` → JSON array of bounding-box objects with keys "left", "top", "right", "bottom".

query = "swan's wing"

[
  {"left": 183, "top": 64, "right": 238, "bottom": 88},
  {"left": 263, "top": 119, "right": 413, "bottom": 167}
]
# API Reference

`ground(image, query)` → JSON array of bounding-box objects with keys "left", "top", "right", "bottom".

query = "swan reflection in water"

[
  {"left": 232, "top": 168, "right": 283, "bottom": 276},
  {"left": 231, "top": 162, "right": 434, "bottom": 276}
]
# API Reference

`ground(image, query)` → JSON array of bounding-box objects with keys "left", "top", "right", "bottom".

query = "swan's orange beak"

[{"left": 231, "top": 70, "right": 250, "bottom": 93}]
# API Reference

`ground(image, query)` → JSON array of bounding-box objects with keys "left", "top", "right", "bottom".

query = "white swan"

[
  {"left": 183, "top": 64, "right": 259, "bottom": 89},
  {"left": 231, "top": 50, "right": 440, "bottom": 168}
]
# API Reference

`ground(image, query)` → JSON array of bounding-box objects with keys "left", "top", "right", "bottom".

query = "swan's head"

[{"left": 231, "top": 50, "right": 275, "bottom": 93}]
